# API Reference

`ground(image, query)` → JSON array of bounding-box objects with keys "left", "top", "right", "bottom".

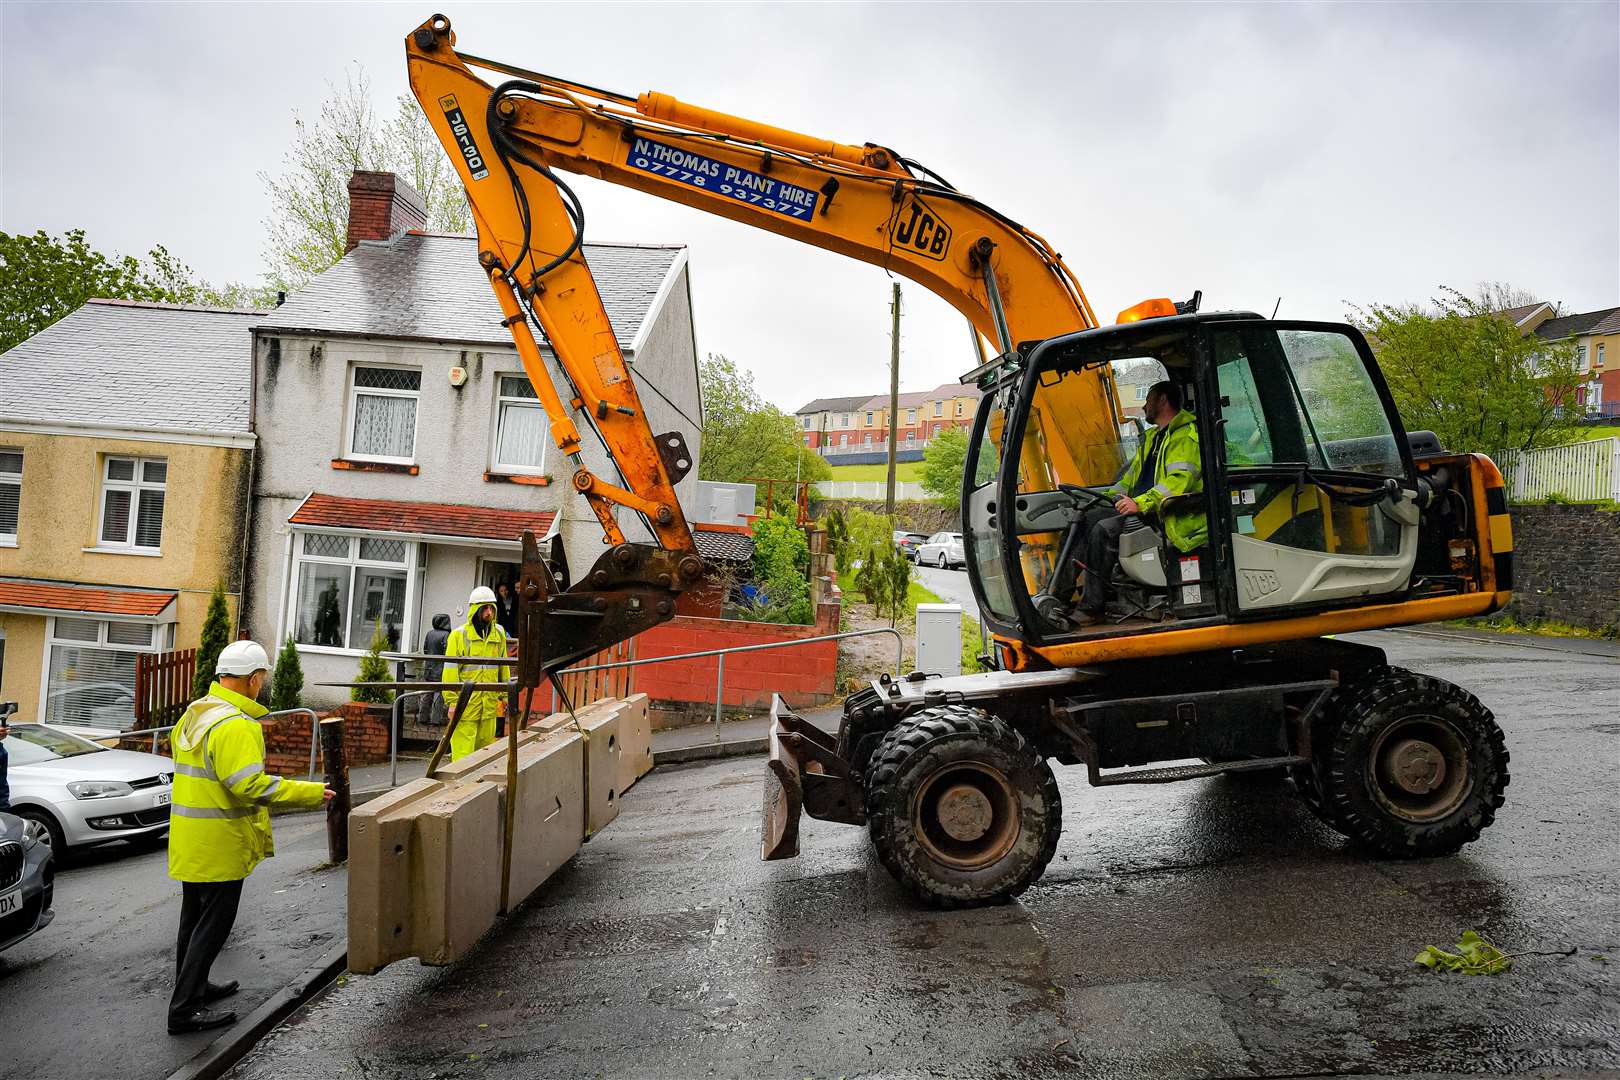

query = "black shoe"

[
  {"left": 203, "top": 980, "right": 239, "bottom": 1003},
  {"left": 168, "top": 1008, "right": 236, "bottom": 1035}
]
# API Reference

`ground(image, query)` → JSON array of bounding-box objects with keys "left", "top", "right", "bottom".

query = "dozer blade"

[{"left": 762, "top": 696, "right": 805, "bottom": 861}]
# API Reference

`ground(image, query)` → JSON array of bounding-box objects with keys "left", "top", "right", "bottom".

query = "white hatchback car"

[
  {"left": 916, "top": 531, "right": 966, "bottom": 569},
  {"left": 4, "top": 724, "right": 175, "bottom": 851}
]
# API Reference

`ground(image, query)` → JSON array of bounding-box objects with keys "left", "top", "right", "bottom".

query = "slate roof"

[
  {"left": 0, "top": 578, "right": 177, "bottom": 618},
  {"left": 256, "top": 233, "right": 684, "bottom": 349},
  {"left": 0, "top": 300, "right": 263, "bottom": 435},
  {"left": 1534, "top": 306, "right": 1620, "bottom": 341},
  {"left": 1499, "top": 302, "right": 1553, "bottom": 327},
  {"left": 692, "top": 526, "right": 754, "bottom": 565},
  {"left": 288, "top": 493, "right": 557, "bottom": 543},
  {"left": 796, "top": 394, "right": 873, "bottom": 416}
]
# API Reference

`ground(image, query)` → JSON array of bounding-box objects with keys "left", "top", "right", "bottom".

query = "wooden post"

[{"left": 319, "top": 717, "right": 351, "bottom": 863}]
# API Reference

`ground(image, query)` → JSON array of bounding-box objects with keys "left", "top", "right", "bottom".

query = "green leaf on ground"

[{"left": 1413, "top": 930, "right": 1512, "bottom": 975}]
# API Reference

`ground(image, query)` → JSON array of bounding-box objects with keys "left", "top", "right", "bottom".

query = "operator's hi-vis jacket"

[
  {"left": 168, "top": 683, "right": 325, "bottom": 883},
  {"left": 1108, "top": 408, "right": 1208, "bottom": 553}
]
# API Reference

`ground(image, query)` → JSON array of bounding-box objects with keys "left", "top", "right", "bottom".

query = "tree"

[
  {"left": 921, "top": 428, "right": 970, "bottom": 508},
  {"left": 269, "top": 636, "right": 305, "bottom": 712},
  {"left": 698, "top": 353, "right": 830, "bottom": 497},
  {"left": 351, "top": 627, "right": 396, "bottom": 705},
  {"left": 261, "top": 67, "right": 472, "bottom": 291},
  {"left": 744, "top": 513, "right": 814, "bottom": 625},
  {"left": 1348, "top": 285, "right": 1582, "bottom": 454},
  {"left": 192, "top": 581, "right": 232, "bottom": 700},
  {"left": 0, "top": 230, "right": 269, "bottom": 355}
]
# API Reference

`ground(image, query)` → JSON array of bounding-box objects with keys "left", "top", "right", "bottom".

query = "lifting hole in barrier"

[
  {"left": 394, "top": 844, "right": 404, "bottom": 855},
  {"left": 608, "top": 788, "right": 617, "bottom": 802}
]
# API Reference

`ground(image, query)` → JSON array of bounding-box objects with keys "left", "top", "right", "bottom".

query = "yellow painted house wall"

[{"left": 0, "top": 430, "right": 252, "bottom": 721}]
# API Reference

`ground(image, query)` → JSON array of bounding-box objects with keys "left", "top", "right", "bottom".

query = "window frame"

[
  {"left": 346, "top": 363, "right": 422, "bottom": 465},
  {"left": 0, "top": 447, "right": 20, "bottom": 545},
  {"left": 285, "top": 531, "right": 417, "bottom": 655},
  {"left": 39, "top": 615, "right": 171, "bottom": 729},
  {"left": 96, "top": 455, "right": 167, "bottom": 551},
  {"left": 489, "top": 372, "right": 548, "bottom": 475}
]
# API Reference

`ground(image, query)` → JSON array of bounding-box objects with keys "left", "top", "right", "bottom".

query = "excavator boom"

[{"left": 404, "top": 13, "right": 1116, "bottom": 568}]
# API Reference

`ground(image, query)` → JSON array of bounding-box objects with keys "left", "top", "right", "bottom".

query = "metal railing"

[
  {"left": 558, "top": 626, "right": 904, "bottom": 741},
  {"left": 111, "top": 708, "right": 327, "bottom": 780}
]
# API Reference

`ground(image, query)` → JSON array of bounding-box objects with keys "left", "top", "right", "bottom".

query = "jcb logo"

[
  {"left": 1241, "top": 569, "right": 1281, "bottom": 602},
  {"left": 890, "top": 198, "right": 951, "bottom": 261}
]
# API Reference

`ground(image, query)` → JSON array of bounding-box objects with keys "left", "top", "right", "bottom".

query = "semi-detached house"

[
  {"left": 243, "top": 172, "right": 702, "bottom": 706},
  {"left": 0, "top": 299, "right": 261, "bottom": 729}
]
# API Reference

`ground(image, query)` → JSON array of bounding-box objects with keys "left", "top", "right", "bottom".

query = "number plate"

[
  {"left": 0, "top": 888, "right": 21, "bottom": 917},
  {"left": 154, "top": 791, "right": 171, "bottom": 807}
]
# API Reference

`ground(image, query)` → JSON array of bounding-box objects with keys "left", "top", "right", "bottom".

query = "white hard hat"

[
  {"left": 217, "top": 640, "right": 271, "bottom": 676},
  {"left": 468, "top": 585, "right": 497, "bottom": 607}
]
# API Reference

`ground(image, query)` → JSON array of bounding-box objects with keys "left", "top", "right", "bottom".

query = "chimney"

[{"left": 345, "top": 171, "right": 429, "bottom": 252}]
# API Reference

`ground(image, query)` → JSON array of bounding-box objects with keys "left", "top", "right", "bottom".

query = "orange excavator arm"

[{"left": 404, "top": 13, "right": 1116, "bottom": 556}]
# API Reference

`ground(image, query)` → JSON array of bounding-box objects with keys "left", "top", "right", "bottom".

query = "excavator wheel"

[
  {"left": 1321, "top": 667, "right": 1509, "bottom": 858},
  {"left": 865, "top": 704, "right": 1060, "bottom": 909}
]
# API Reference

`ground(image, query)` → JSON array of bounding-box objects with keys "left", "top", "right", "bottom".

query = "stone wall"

[
  {"left": 1506, "top": 504, "right": 1620, "bottom": 632},
  {"left": 810, "top": 497, "right": 960, "bottom": 535}
]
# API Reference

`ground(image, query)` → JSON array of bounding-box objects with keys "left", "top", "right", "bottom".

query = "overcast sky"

[{"left": 4, "top": 2, "right": 1616, "bottom": 412}]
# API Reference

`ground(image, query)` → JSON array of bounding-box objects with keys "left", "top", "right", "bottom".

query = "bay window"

[
  {"left": 290, "top": 532, "right": 411, "bottom": 651},
  {"left": 44, "top": 616, "right": 169, "bottom": 730}
]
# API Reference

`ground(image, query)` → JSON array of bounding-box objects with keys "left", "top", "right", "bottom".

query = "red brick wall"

[
  {"left": 631, "top": 602, "right": 840, "bottom": 715},
  {"left": 262, "top": 704, "right": 393, "bottom": 774}
]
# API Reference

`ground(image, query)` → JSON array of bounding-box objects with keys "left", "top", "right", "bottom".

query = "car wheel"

[
  {"left": 937, "top": 553, "right": 948, "bottom": 569},
  {"left": 15, "top": 807, "right": 66, "bottom": 852}
]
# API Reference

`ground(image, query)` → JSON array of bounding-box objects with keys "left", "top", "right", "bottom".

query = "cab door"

[{"left": 1210, "top": 321, "right": 1421, "bottom": 614}]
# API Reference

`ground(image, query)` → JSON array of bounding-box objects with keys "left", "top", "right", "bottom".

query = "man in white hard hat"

[
  {"left": 442, "top": 585, "right": 511, "bottom": 761},
  {"left": 167, "top": 640, "right": 333, "bottom": 1035}
]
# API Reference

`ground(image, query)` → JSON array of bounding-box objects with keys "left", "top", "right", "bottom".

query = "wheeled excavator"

[{"left": 403, "top": 14, "right": 1513, "bottom": 907}]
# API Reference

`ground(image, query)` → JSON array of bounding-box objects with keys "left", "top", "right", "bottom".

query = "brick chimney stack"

[{"left": 345, "top": 171, "right": 429, "bottom": 252}]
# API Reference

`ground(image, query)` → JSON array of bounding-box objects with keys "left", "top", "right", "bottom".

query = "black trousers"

[
  {"left": 170, "top": 879, "right": 243, "bottom": 1020},
  {"left": 1050, "top": 506, "right": 1130, "bottom": 613}
]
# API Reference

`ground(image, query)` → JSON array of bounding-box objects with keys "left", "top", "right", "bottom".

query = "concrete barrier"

[
  {"left": 348, "top": 695, "right": 650, "bottom": 974},
  {"left": 348, "top": 777, "right": 445, "bottom": 975}
]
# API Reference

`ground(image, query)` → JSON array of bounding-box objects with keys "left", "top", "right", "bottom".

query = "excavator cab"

[{"left": 965, "top": 311, "right": 1426, "bottom": 652}]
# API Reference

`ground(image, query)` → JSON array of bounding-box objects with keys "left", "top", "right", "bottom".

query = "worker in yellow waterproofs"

[
  {"left": 442, "top": 585, "right": 511, "bottom": 760},
  {"left": 167, "top": 640, "right": 333, "bottom": 1035}
]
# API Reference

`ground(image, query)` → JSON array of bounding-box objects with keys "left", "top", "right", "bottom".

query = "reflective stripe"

[
  {"left": 255, "top": 776, "right": 283, "bottom": 803},
  {"left": 1152, "top": 482, "right": 1173, "bottom": 496},
  {"left": 222, "top": 762, "right": 264, "bottom": 787},
  {"left": 1165, "top": 461, "right": 1196, "bottom": 473},
  {"left": 175, "top": 763, "right": 213, "bottom": 779},
  {"left": 172, "top": 804, "right": 257, "bottom": 820}
]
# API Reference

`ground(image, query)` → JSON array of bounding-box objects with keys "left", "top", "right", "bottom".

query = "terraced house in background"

[
  {"left": 797, "top": 381, "right": 982, "bottom": 463},
  {"left": 0, "top": 299, "right": 261, "bottom": 730}
]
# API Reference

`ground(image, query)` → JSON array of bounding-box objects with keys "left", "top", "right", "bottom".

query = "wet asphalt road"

[
  {"left": 229, "top": 629, "right": 1618, "bottom": 1079},
  {"left": 913, "top": 563, "right": 982, "bottom": 624},
  {"left": 2, "top": 813, "right": 344, "bottom": 1080}
]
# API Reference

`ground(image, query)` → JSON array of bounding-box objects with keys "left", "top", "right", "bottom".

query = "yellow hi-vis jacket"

[
  {"left": 168, "top": 683, "right": 324, "bottom": 883},
  {"left": 442, "top": 612, "right": 509, "bottom": 728},
  {"left": 1108, "top": 408, "right": 1208, "bottom": 553}
]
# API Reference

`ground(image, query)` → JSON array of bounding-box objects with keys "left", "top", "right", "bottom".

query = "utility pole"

[{"left": 885, "top": 281, "right": 902, "bottom": 515}]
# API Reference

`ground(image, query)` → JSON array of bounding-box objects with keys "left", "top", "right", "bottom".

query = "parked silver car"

[
  {"left": 5, "top": 724, "right": 174, "bottom": 851},
  {"left": 0, "top": 810, "right": 55, "bottom": 952},
  {"left": 916, "top": 531, "right": 966, "bottom": 569}
]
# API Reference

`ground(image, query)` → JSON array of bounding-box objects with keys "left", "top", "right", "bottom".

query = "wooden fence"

[
  {"left": 134, "top": 648, "right": 196, "bottom": 731},
  {"left": 547, "top": 638, "right": 636, "bottom": 712},
  {"left": 1495, "top": 437, "right": 1620, "bottom": 503}
]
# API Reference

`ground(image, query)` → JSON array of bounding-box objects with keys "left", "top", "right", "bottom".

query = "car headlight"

[{"left": 68, "top": 780, "right": 134, "bottom": 800}]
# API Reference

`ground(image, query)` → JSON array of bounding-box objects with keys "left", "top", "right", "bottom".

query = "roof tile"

[
  {"left": 256, "top": 234, "right": 682, "bottom": 348},
  {"left": 0, "top": 579, "right": 177, "bottom": 617},
  {"left": 289, "top": 493, "right": 556, "bottom": 543}
]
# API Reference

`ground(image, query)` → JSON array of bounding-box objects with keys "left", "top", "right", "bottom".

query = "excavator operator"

[{"left": 1044, "top": 381, "right": 1206, "bottom": 627}]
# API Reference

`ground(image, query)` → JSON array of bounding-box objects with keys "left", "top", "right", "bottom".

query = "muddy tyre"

[
  {"left": 1323, "top": 667, "right": 1508, "bottom": 857},
  {"left": 865, "top": 705, "right": 1060, "bottom": 908}
]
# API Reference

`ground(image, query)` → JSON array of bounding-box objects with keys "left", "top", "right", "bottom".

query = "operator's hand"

[
  {"left": 323, "top": 787, "right": 338, "bottom": 804},
  {"left": 1115, "top": 495, "right": 1141, "bottom": 516},
  {"left": 0, "top": 724, "right": 9, "bottom": 740}
]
